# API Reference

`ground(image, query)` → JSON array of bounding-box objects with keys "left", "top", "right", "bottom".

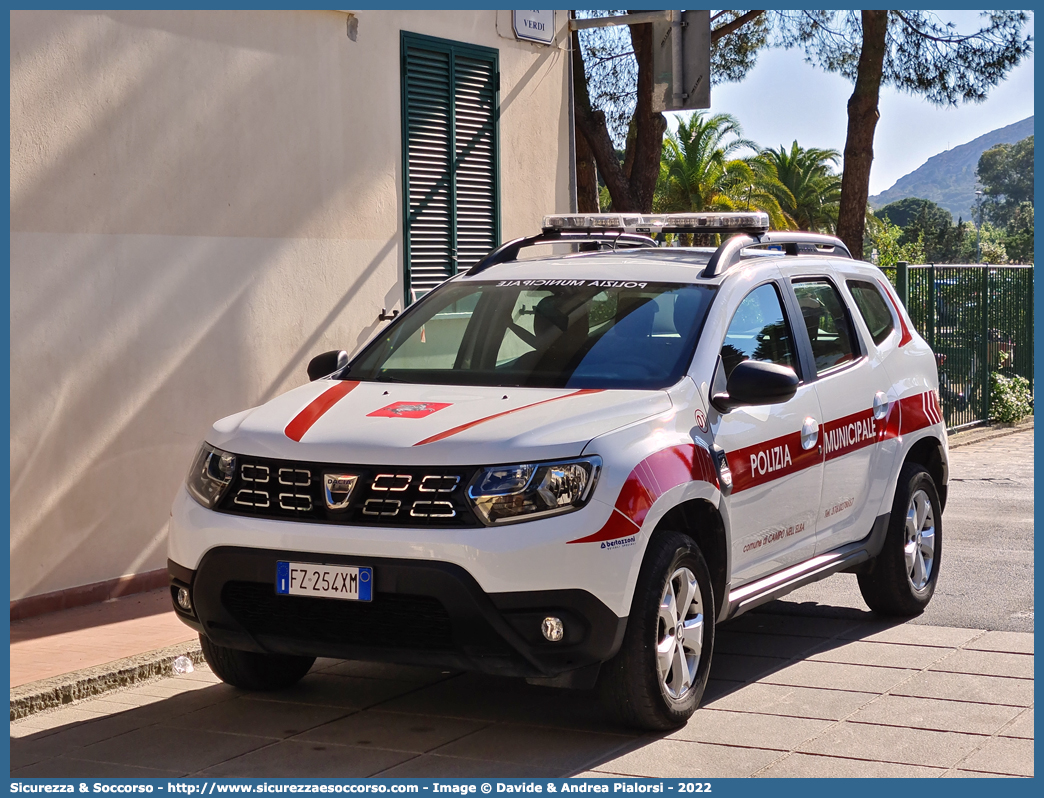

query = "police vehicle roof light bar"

[{"left": 542, "top": 212, "right": 771, "bottom": 237}]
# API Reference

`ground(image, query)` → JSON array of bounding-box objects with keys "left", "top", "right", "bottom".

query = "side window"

[
  {"left": 720, "top": 283, "right": 796, "bottom": 379},
  {"left": 847, "top": 280, "right": 895, "bottom": 345},
  {"left": 793, "top": 280, "right": 857, "bottom": 374}
]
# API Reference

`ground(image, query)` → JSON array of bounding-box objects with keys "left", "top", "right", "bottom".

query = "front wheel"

[
  {"left": 858, "top": 463, "right": 942, "bottom": 616},
  {"left": 600, "top": 532, "right": 715, "bottom": 730},
  {"left": 199, "top": 635, "right": 315, "bottom": 690}
]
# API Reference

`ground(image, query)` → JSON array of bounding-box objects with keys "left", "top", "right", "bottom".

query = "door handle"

[
  {"left": 801, "top": 417, "right": 819, "bottom": 451},
  {"left": 873, "top": 391, "right": 889, "bottom": 421}
]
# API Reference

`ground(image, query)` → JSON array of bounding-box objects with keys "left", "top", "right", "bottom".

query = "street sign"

[
  {"left": 513, "top": 11, "right": 556, "bottom": 45},
  {"left": 651, "top": 10, "right": 710, "bottom": 112}
]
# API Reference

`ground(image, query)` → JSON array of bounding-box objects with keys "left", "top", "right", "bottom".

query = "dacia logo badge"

[{"left": 324, "top": 473, "right": 359, "bottom": 510}]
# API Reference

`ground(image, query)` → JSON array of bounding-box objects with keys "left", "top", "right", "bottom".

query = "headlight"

[
  {"left": 468, "top": 457, "right": 600, "bottom": 525},
  {"left": 186, "top": 443, "right": 236, "bottom": 508}
]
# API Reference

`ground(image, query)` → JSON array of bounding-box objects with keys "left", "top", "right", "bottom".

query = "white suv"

[{"left": 169, "top": 213, "right": 947, "bottom": 729}]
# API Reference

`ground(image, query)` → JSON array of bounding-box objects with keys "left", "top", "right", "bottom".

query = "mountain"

[{"left": 870, "top": 116, "right": 1034, "bottom": 221}]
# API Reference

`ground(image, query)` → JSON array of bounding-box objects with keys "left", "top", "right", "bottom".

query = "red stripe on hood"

[
  {"left": 284, "top": 381, "right": 360, "bottom": 442},
  {"left": 413, "top": 389, "right": 602, "bottom": 446}
]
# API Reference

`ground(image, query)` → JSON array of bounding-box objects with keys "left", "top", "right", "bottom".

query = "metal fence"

[{"left": 883, "top": 263, "right": 1034, "bottom": 431}]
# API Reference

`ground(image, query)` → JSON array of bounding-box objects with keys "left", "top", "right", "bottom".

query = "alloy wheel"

[{"left": 656, "top": 566, "right": 704, "bottom": 700}]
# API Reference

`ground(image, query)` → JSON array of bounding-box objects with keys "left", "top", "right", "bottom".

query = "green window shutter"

[{"left": 402, "top": 33, "right": 499, "bottom": 303}]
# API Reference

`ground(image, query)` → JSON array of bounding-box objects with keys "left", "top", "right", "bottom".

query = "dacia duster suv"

[{"left": 169, "top": 212, "right": 947, "bottom": 729}]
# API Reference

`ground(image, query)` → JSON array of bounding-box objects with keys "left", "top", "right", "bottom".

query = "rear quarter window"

[{"left": 847, "top": 280, "right": 895, "bottom": 345}]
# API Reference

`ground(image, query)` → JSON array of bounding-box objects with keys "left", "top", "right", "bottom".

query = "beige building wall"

[{"left": 10, "top": 9, "right": 572, "bottom": 600}]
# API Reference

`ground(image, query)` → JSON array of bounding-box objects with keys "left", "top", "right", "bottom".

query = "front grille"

[
  {"left": 222, "top": 581, "right": 455, "bottom": 651},
  {"left": 216, "top": 454, "right": 481, "bottom": 527}
]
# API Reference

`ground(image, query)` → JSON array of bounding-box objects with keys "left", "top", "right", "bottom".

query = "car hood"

[{"left": 207, "top": 380, "right": 673, "bottom": 466}]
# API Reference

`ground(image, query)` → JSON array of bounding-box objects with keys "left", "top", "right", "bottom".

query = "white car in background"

[{"left": 169, "top": 212, "right": 947, "bottom": 729}]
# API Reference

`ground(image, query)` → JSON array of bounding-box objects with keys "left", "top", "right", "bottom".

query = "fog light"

[
  {"left": 541, "top": 616, "right": 564, "bottom": 642},
  {"left": 176, "top": 587, "right": 192, "bottom": 612}
]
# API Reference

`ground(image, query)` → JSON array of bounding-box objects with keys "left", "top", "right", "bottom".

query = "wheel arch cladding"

[
  {"left": 904, "top": 436, "right": 948, "bottom": 512},
  {"left": 649, "top": 499, "right": 727, "bottom": 617}
]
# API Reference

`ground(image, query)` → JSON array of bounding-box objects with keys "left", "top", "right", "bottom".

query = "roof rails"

[
  {"left": 467, "top": 230, "right": 656, "bottom": 276},
  {"left": 702, "top": 232, "right": 852, "bottom": 278},
  {"left": 464, "top": 213, "right": 853, "bottom": 278}
]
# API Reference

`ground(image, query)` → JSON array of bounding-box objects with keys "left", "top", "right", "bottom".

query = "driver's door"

[{"left": 709, "top": 280, "right": 825, "bottom": 586}]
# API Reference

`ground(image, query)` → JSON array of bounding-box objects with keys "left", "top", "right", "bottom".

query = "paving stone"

[
  {"left": 199, "top": 739, "right": 414, "bottom": 777},
  {"left": 930, "top": 648, "right": 1034, "bottom": 679},
  {"left": 167, "top": 695, "right": 353, "bottom": 738},
  {"left": 848, "top": 694, "right": 1024, "bottom": 735},
  {"left": 296, "top": 709, "right": 488, "bottom": 753},
  {"left": 714, "top": 631, "right": 824, "bottom": 659},
  {"left": 432, "top": 723, "right": 633, "bottom": 772},
  {"left": 75, "top": 724, "right": 273, "bottom": 773},
  {"left": 755, "top": 752, "right": 945, "bottom": 778},
  {"left": 839, "top": 623, "right": 982, "bottom": 648},
  {"left": 11, "top": 755, "right": 183, "bottom": 778},
  {"left": 591, "top": 738, "right": 781, "bottom": 778},
  {"left": 238, "top": 674, "right": 423, "bottom": 710},
  {"left": 379, "top": 754, "right": 561, "bottom": 778},
  {"left": 667, "top": 708, "right": 831, "bottom": 750},
  {"left": 709, "top": 653, "right": 789, "bottom": 683},
  {"left": 378, "top": 674, "right": 631, "bottom": 733},
  {"left": 10, "top": 706, "right": 166, "bottom": 767},
  {"left": 999, "top": 707, "right": 1033, "bottom": 739},
  {"left": 725, "top": 613, "right": 859, "bottom": 639},
  {"left": 702, "top": 682, "right": 872, "bottom": 721},
  {"left": 963, "top": 631, "right": 1034, "bottom": 655},
  {"left": 798, "top": 720, "right": 986, "bottom": 768},
  {"left": 893, "top": 670, "right": 1034, "bottom": 707},
  {"left": 807, "top": 640, "right": 951, "bottom": 670},
  {"left": 957, "top": 736, "right": 1034, "bottom": 777},
  {"left": 758, "top": 660, "right": 916, "bottom": 694}
]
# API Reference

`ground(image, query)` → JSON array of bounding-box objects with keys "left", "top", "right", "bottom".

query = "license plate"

[{"left": 276, "top": 561, "right": 372, "bottom": 601}]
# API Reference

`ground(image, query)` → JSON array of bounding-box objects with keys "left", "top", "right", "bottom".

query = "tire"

[
  {"left": 199, "top": 635, "right": 315, "bottom": 690},
  {"left": 600, "top": 532, "right": 715, "bottom": 730},
  {"left": 858, "top": 462, "right": 942, "bottom": 616}
]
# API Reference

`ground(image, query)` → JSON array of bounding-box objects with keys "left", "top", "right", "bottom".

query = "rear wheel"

[
  {"left": 858, "top": 463, "right": 942, "bottom": 616},
  {"left": 199, "top": 635, "right": 315, "bottom": 690},
  {"left": 600, "top": 532, "right": 715, "bottom": 730}
]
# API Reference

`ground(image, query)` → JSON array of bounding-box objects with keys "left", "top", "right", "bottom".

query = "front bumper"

[{"left": 170, "top": 547, "right": 626, "bottom": 679}]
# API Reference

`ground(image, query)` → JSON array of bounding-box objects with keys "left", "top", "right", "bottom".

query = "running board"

[{"left": 723, "top": 513, "right": 889, "bottom": 621}]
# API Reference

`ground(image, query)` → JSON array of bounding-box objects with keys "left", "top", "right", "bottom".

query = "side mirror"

[
  {"left": 307, "top": 350, "right": 349, "bottom": 381},
  {"left": 712, "top": 360, "right": 799, "bottom": 412}
]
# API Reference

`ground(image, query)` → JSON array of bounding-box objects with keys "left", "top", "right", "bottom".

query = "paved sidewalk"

[
  {"left": 10, "top": 589, "right": 195, "bottom": 688},
  {"left": 10, "top": 613, "right": 1033, "bottom": 778}
]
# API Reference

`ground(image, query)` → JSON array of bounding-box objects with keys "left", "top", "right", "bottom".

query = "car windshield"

[{"left": 348, "top": 279, "right": 717, "bottom": 389}]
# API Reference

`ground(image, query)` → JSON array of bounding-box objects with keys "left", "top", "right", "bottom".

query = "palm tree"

[
  {"left": 654, "top": 113, "right": 790, "bottom": 231},
  {"left": 758, "top": 142, "right": 842, "bottom": 233}
]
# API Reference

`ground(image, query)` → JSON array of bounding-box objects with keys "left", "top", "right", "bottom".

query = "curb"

[
  {"left": 10, "top": 640, "right": 204, "bottom": 721},
  {"left": 948, "top": 417, "right": 1033, "bottom": 448}
]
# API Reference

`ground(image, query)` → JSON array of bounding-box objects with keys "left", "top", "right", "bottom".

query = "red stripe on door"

[
  {"left": 284, "top": 381, "right": 360, "bottom": 442},
  {"left": 729, "top": 431, "right": 822, "bottom": 494},
  {"left": 822, "top": 408, "right": 880, "bottom": 461},
  {"left": 413, "top": 389, "right": 602, "bottom": 446}
]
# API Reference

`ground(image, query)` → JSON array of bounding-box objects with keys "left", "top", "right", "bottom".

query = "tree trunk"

[
  {"left": 837, "top": 10, "right": 889, "bottom": 258},
  {"left": 575, "top": 122, "right": 600, "bottom": 212},
  {"left": 571, "top": 26, "right": 638, "bottom": 210},
  {"left": 626, "top": 17, "right": 667, "bottom": 211}
]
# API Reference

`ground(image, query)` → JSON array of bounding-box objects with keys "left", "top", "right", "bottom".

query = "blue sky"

[{"left": 675, "top": 10, "right": 1035, "bottom": 197}]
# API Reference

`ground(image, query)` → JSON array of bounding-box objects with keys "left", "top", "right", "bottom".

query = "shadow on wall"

[{"left": 9, "top": 10, "right": 402, "bottom": 599}]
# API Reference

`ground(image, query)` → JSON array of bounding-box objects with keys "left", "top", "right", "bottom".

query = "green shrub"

[{"left": 989, "top": 372, "right": 1033, "bottom": 424}]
